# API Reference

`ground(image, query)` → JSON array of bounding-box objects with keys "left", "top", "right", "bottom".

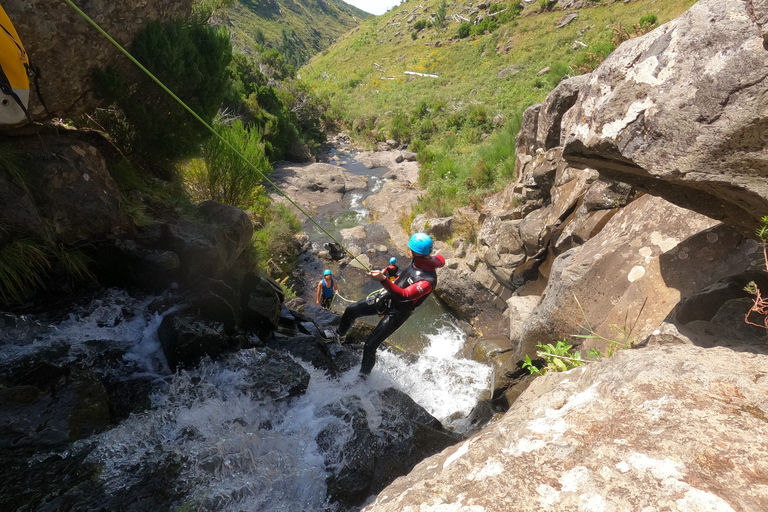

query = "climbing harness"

[{"left": 63, "top": 0, "right": 371, "bottom": 272}]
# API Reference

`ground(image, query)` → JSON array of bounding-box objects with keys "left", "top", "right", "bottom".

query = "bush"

[
  {"left": 413, "top": 19, "right": 428, "bottom": 31},
  {"left": 93, "top": 20, "right": 232, "bottom": 180},
  {"left": 184, "top": 119, "right": 271, "bottom": 210},
  {"left": 252, "top": 203, "right": 302, "bottom": 277},
  {"left": 457, "top": 22, "right": 471, "bottom": 39},
  {"left": 435, "top": 1, "right": 448, "bottom": 29},
  {"left": 389, "top": 112, "right": 411, "bottom": 144},
  {"left": 639, "top": 14, "right": 658, "bottom": 28}
]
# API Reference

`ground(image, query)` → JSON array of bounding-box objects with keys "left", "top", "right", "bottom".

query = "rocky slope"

[
  {"left": 358, "top": 0, "right": 768, "bottom": 509},
  {"left": 3, "top": 0, "right": 193, "bottom": 121}
]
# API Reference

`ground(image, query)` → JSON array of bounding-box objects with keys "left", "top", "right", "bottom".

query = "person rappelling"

[
  {"left": 324, "top": 233, "right": 445, "bottom": 376},
  {"left": 316, "top": 269, "right": 338, "bottom": 310}
]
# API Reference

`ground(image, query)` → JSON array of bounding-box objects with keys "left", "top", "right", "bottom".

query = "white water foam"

[
  {"left": 376, "top": 317, "right": 492, "bottom": 430},
  {"left": 43, "top": 291, "right": 490, "bottom": 510}
]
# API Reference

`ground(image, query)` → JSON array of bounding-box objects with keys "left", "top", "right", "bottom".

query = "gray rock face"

[
  {"left": 3, "top": 135, "right": 122, "bottom": 244},
  {"left": 516, "top": 194, "right": 757, "bottom": 362},
  {"left": 562, "top": 0, "right": 768, "bottom": 236},
  {"left": 269, "top": 162, "right": 368, "bottom": 216},
  {"left": 410, "top": 214, "right": 453, "bottom": 241},
  {"left": 362, "top": 344, "right": 768, "bottom": 512},
  {"left": 4, "top": 0, "right": 192, "bottom": 120}
]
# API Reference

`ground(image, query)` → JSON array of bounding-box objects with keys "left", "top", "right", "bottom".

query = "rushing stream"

[
  {"left": 4, "top": 287, "right": 490, "bottom": 511},
  {"left": 1, "top": 144, "right": 492, "bottom": 511}
]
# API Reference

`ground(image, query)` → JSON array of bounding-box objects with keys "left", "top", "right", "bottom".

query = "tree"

[{"left": 93, "top": 20, "right": 232, "bottom": 179}]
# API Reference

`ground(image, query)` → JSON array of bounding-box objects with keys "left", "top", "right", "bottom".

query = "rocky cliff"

[
  {"left": 4, "top": 0, "right": 192, "bottom": 120},
  {"left": 362, "top": 1, "right": 768, "bottom": 508}
]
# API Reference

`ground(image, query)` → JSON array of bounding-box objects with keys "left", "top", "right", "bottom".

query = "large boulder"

[
  {"left": 4, "top": 0, "right": 193, "bottom": 120},
  {"left": 269, "top": 162, "right": 368, "bottom": 216},
  {"left": 516, "top": 194, "right": 758, "bottom": 361},
  {"left": 362, "top": 344, "right": 768, "bottom": 512},
  {"left": 0, "top": 133, "right": 121, "bottom": 243},
  {"left": 562, "top": 0, "right": 768, "bottom": 236},
  {"left": 317, "top": 387, "right": 459, "bottom": 509}
]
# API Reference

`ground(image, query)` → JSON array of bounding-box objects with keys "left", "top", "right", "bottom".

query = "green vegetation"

[
  {"left": 93, "top": 19, "right": 233, "bottom": 180},
  {"left": 523, "top": 340, "right": 600, "bottom": 375},
  {"left": 184, "top": 119, "right": 271, "bottom": 209},
  {"left": 745, "top": 216, "right": 768, "bottom": 330},
  {"left": 82, "top": 17, "right": 330, "bottom": 287},
  {"left": 301, "top": 0, "right": 696, "bottom": 217},
  {"left": 221, "top": 0, "right": 368, "bottom": 68},
  {"left": 0, "top": 143, "right": 97, "bottom": 305},
  {"left": 523, "top": 294, "right": 645, "bottom": 375}
]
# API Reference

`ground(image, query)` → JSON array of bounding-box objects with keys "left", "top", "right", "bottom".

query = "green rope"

[{"left": 63, "top": 0, "right": 371, "bottom": 272}]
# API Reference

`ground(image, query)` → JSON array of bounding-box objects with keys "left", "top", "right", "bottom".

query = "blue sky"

[{"left": 344, "top": 0, "right": 401, "bottom": 16}]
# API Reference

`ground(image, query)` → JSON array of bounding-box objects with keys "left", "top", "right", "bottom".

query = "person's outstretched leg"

[
  {"left": 359, "top": 309, "right": 411, "bottom": 375},
  {"left": 337, "top": 299, "right": 378, "bottom": 335}
]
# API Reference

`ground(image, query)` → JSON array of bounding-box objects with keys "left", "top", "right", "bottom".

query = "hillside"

[
  {"left": 300, "top": 0, "right": 698, "bottom": 217},
  {"left": 218, "top": 0, "right": 370, "bottom": 68}
]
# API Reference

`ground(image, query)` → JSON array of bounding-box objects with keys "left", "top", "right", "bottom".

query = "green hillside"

[
  {"left": 300, "top": 0, "right": 697, "bottom": 217},
  {"left": 220, "top": 0, "right": 371, "bottom": 68}
]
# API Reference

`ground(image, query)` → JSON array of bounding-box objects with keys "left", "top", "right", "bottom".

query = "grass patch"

[{"left": 301, "top": 0, "right": 696, "bottom": 215}]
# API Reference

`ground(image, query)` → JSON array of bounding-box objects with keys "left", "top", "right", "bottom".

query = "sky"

[{"left": 343, "top": 0, "right": 402, "bottom": 16}]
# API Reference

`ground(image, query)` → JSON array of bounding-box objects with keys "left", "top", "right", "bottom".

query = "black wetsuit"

[{"left": 337, "top": 255, "right": 444, "bottom": 374}]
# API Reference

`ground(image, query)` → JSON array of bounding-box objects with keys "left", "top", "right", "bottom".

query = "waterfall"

[{"left": 23, "top": 289, "right": 491, "bottom": 511}]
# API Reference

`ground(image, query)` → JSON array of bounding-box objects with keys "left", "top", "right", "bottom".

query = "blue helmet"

[
  {"left": 324, "top": 269, "right": 332, "bottom": 276},
  {"left": 408, "top": 233, "right": 433, "bottom": 256},
  {"left": 389, "top": 257, "right": 397, "bottom": 264}
]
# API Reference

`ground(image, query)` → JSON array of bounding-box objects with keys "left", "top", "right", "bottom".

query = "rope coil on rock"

[{"left": 63, "top": 0, "right": 371, "bottom": 272}]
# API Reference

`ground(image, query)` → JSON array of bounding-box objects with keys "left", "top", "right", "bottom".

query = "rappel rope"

[{"left": 63, "top": 0, "right": 372, "bottom": 273}]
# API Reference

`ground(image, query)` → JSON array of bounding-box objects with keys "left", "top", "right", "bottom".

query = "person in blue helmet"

[
  {"left": 384, "top": 256, "right": 398, "bottom": 281},
  {"left": 316, "top": 269, "right": 338, "bottom": 310},
  {"left": 325, "top": 233, "right": 445, "bottom": 375}
]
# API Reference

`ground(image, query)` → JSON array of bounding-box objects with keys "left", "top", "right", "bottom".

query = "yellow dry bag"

[{"left": 0, "top": 4, "right": 30, "bottom": 124}]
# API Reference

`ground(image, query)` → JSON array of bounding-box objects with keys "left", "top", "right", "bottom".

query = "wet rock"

[
  {"left": 100, "top": 200, "right": 253, "bottom": 289},
  {"left": 0, "top": 363, "right": 111, "bottom": 455},
  {"left": 0, "top": 135, "right": 120, "bottom": 244},
  {"left": 157, "top": 312, "right": 244, "bottom": 370},
  {"left": 183, "top": 277, "right": 242, "bottom": 334},
  {"left": 317, "top": 396, "right": 377, "bottom": 506},
  {"left": 240, "top": 272, "right": 284, "bottom": 335},
  {"left": 267, "top": 333, "right": 358, "bottom": 376},
  {"left": 220, "top": 348, "right": 310, "bottom": 400}
]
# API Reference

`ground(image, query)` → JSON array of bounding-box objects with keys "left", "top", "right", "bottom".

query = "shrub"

[
  {"left": 93, "top": 20, "right": 232, "bottom": 180},
  {"left": 252, "top": 203, "right": 302, "bottom": 277},
  {"left": 435, "top": 1, "right": 448, "bottom": 29},
  {"left": 469, "top": 158, "right": 492, "bottom": 189},
  {"left": 413, "top": 19, "right": 427, "bottom": 31},
  {"left": 184, "top": 119, "right": 271, "bottom": 209},
  {"left": 457, "top": 22, "right": 471, "bottom": 39},
  {"left": 389, "top": 112, "right": 411, "bottom": 144},
  {"left": 639, "top": 14, "right": 658, "bottom": 28}
]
